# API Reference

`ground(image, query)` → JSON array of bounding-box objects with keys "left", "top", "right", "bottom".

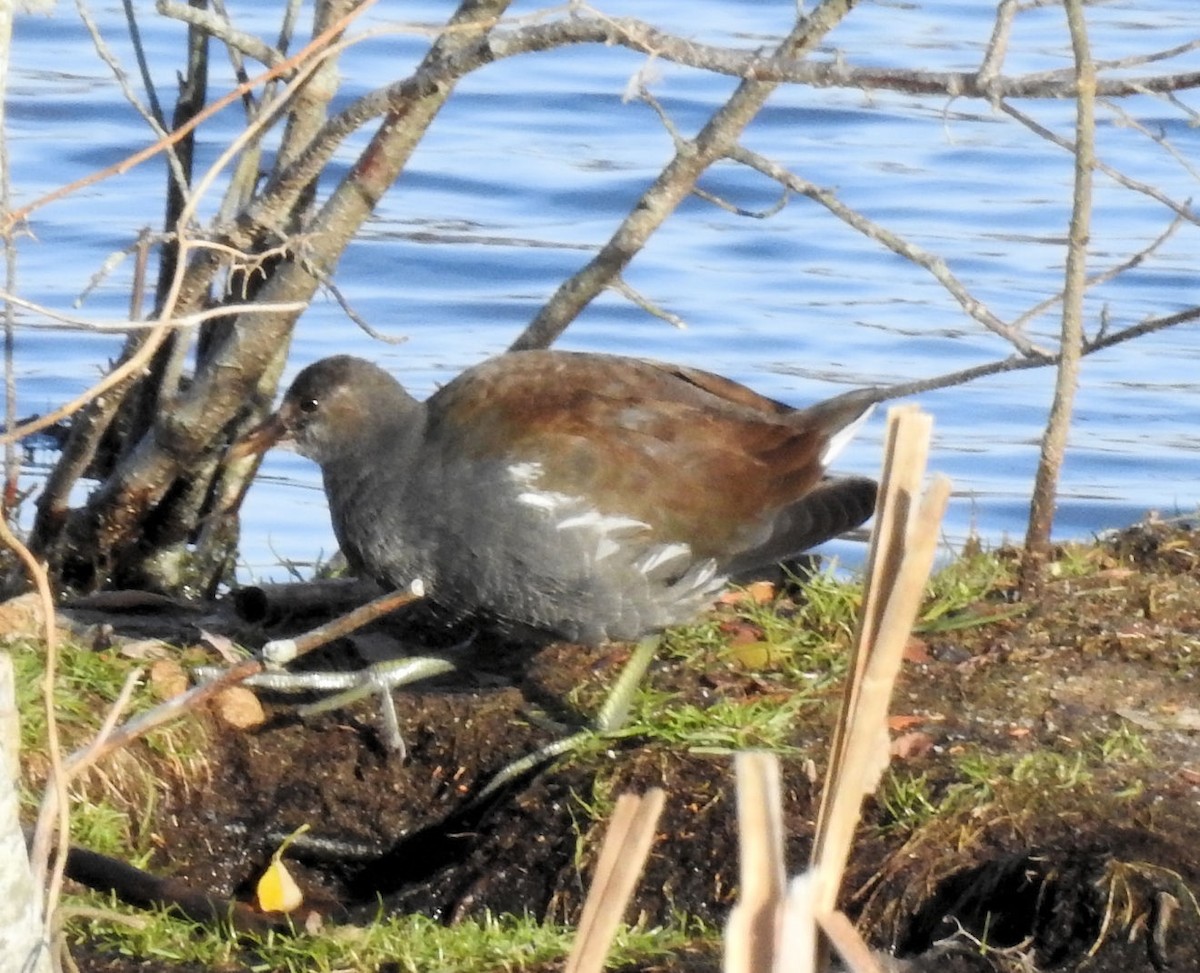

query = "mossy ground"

[{"left": 11, "top": 516, "right": 1200, "bottom": 972}]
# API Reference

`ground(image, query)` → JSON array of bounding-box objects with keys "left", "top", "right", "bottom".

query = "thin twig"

[
  {"left": 120, "top": 0, "right": 166, "bottom": 128},
  {"left": 311, "top": 267, "right": 411, "bottom": 344},
  {"left": 848, "top": 298, "right": 1200, "bottom": 403},
  {"left": 0, "top": 299, "right": 305, "bottom": 445},
  {"left": 70, "top": 659, "right": 265, "bottom": 767},
  {"left": 257, "top": 583, "right": 426, "bottom": 665},
  {"left": 0, "top": 291, "right": 307, "bottom": 333},
  {"left": 1100, "top": 97, "right": 1200, "bottom": 183},
  {"left": 0, "top": 518, "right": 68, "bottom": 919},
  {"left": 727, "top": 144, "right": 1049, "bottom": 358},
  {"left": 61, "top": 669, "right": 146, "bottom": 780},
  {"left": 1010, "top": 212, "right": 1186, "bottom": 333},
  {"left": 157, "top": 0, "right": 285, "bottom": 67},
  {"left": 692, "top": 184, "right": 789, "bottom": 220},
  {"left": 3, "top": 0, "right": 378, "bottom": 232},
  {"left": 610, "top": 277, "right": 687, "bottom": 329},
  {"left": 75, "top": 0, "right": 191, "bottom": 200},
  {"left": 1000, "top": 101, "right": 1198, "bottom": 226}
]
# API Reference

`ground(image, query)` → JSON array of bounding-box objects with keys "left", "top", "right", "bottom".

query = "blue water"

[{"left": 6, "top": 1, "right": 1199, "bottom": 580}]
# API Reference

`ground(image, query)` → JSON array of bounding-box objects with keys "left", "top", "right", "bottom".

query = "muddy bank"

[{"left": 22, "top": 517, "right": 1200, "bottom": 971}]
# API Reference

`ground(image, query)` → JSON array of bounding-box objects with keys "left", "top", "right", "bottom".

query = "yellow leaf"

[
  {"left": 728, "top": 640, "right": 777, "bottom": 669},
  {"left": 256, "top": 857, "right": 303, "bottom": 913},
  {"left": 255, "top": 823, "right": 309, "bottom": 913}
]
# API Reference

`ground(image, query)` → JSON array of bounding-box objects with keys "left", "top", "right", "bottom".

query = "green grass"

[
  {"left": 876, "top": 720, "right": 1157, "bottom": 842},
  {"left": 13, "top": 637, "right": 148, "bottom": 747},
  {"left": 68, "top": 899, "right": 714, "bottom": 973},
  {"left": 13, "top": 635, "right": 207, "bottom": 856},
  {"left": 614, "top": 685, "right": 815, "bottom": 753},
  {"left": 940, "top": 747, "right": 1095, "bottom": 816},
  {"left": 916, "top": 548, "right": 1023, "bottom": 633},
  {"left": 579, "top": 567, "right": 867, "bottom": 754},
  {"left": 26, "top": 537, "right": 1191, "bottom": 970},
  {"left": 1096, "top": 723, "right": 1151, "bottom": 764},
  {"left": 877, "top": 771, "right": 938, "bottom": 833}
]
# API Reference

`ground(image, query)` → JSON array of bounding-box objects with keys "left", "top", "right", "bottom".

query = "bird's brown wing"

[{"left": 425, "top": 351, "right": 872, "bottom": 559}]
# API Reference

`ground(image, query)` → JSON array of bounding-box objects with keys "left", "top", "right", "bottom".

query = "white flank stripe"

[
  {"left": 685, "top": 560, "right": 720, "bottom": 591},
  {"left": 556, "top": 511, "right": 649, "bottom": 534},
  {"left": 820, "top": 403, "right": 875, "bottom": 467},
  {"left": 507, "top": 461, "right": 543, "bottom": 486},
  {"left": 637, "top": 542, "right": 692, "bottom": 575},
  {"left": 517, "top": 491, "right": 570, "bottom": 511}
]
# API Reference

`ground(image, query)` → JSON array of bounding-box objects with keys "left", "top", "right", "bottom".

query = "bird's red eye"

[{"left": 298, "top": 397, "right": 319, "bottom": 414}]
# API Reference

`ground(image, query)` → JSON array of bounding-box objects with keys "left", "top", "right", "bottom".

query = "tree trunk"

[
  {"left": 25, "top": 0, "right": 514, "bottom": 597},
  {"left": 1020, "top": 0, "right": 1094, "bottom": 595}
]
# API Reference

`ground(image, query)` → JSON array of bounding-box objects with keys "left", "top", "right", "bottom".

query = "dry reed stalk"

[
  {"left": 565, "top": 788, "right": 666, "bottom": 973},
  {"left": 723, "top": 404, "right": 949, "bottom": 972},
  {"left": 723, "top": 752, "right": 787, "bottom": 973},
  {"left": 811, "top": 405, "right": 950, "bottom": 969},
  {"left": 814, "top": 409, "right": 950, "bottom": 902}
]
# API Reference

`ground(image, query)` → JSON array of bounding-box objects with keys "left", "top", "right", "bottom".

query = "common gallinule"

[{"left": 237, "top": 350, "right": 879, "bottom": 644}]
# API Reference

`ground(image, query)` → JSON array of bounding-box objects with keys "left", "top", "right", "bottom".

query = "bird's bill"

[{"left": 229, "top": 413, "right": 289, "bottom": 460}]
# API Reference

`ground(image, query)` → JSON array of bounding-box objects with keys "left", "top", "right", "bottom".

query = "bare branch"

[
  {"left": 727, "top": 144, "right": 1050, "bottom": 358},
  {"left": 1022, "top": 0, "right": 1095, "bottom": 579},
  {"left": 611, "top": 277, "right": 686, "bottom": 329},
  {"left": 870, "top": 303, "right": 1200, "bottom": 404},
  {"left": 1011, "top": 213, "right": 1187, "bottom": 333},
  {"left": 486, "top": 15, "right": 1200, "bottom": 99},
  {"left": 1101, "top": 98, "right": 1200, "bottom": 183},
  {"left": 156, "top": 0, "right": 285, "bottom": 67},
  {"left": 509, "top": 0, "right": 858, "bottom": 351},
  {"left": 1000, "top": 102, "right": 1199, "bottom": 226}
]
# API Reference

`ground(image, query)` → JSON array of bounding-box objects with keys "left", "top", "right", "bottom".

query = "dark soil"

[{"left": 37, "top": 517, "right": 1200, "bottom": 971}]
